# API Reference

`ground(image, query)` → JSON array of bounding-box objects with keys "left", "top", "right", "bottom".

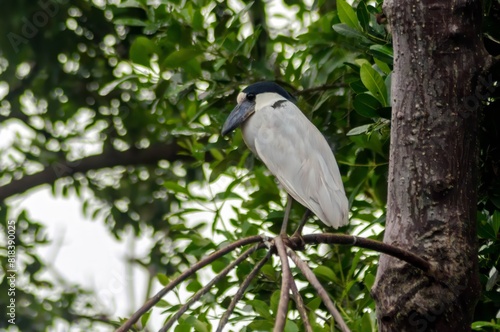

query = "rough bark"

[{"left": 372, "top": 1, "right": 491, "bottom": 331}]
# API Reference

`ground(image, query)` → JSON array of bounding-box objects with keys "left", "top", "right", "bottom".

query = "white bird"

[{"left": 222, "top": 82, "right": 349, "bottom": 230}]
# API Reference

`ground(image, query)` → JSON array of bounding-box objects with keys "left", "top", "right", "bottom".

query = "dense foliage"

[{"left": 0, "top": 0, "right": 499, "bottom": 331}]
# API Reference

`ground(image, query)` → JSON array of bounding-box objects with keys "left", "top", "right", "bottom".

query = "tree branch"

[
  {"left": 0, "top": 142, "right": 191, "bottom": 201},
  {"left": 117, "top": 231, "right": 436, "bottom": 332},
  {"left": 274, "top": 236, "right": 292, "bottom": 332},
  {"left": 115, "top": 235, "right": 266, "bottom": 332},
  {"left": 216, "top": 251, "right": 272, "bottom": 332},
  {"left": 159, "top": 243, "right": 265, "bottom": 332},
  {"left": 286, "top": 248, "right": 350, "bottom": 332},
  {"left": 296, "top": 233, "right": 434, "bottom": 274},
  {"left": 289, "top": 274, "right": 313, "bottom": 332}
]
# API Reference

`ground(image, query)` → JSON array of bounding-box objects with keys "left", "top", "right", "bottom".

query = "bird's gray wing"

[{"left": 251, "top": 102, "right": 349, "bottom": 228}]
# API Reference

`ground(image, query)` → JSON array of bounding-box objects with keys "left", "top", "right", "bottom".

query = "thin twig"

[
  {"left": 116, "top": 235, "right": 265, "bottom": 332},
  {"left": 292, "top": 209, "right": 312, "bottom": 238},
  {"left": 274, "top": 236, "right": 292, "bottom": 332},
  {"left": 159, "top": 243, "right": 265, "bottom": 332},
  {"left": 289, "top": 275, "right": 313, "bottom": 332},
  {"left": 216, "top": 251, "right": 272, "bottom": 332},
  {"left": 286, "top": 248, "right": 351, "bottom": 332},
  {"left": 296, "top": 234, "right": 433, "bottom": 273}
]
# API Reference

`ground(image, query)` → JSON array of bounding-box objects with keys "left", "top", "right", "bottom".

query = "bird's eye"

[{"left": 247, "top": 93, "right": 255, "bottom": 101}]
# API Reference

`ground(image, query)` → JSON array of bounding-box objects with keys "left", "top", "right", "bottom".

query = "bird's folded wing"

[{"left": 252, "top": 103, "right": 348, "bottom": 228}]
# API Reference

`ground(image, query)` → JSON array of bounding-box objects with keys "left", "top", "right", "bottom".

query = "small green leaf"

[
  {"left": 306, "top": 297, "right": 322, "bottom": 311},
  {"left": 163, "top": 49, "right": 201, "bottom": 69},
  {"left": 491, "top": 210, "right": 500, "bottom": 235},
  {"left": 164, "top": 181, "right": 190, "bottom": 196},
  {"left": 313, "top": 266, "right": 337, "bottom": 282},
  {"left": 357, "top": 1, "right": 370, "bottom": 31},
  {"left": 374, "top": 57, "right": 391, "bottom": 74},
  {"left": 472, "top": 321, "right": 500, "bottom": 330},
  {"left": 350, "top": 80, "right": 367, "bottom": 93},
  {"left": 114, "top": 18, "right": 147, "bottom": 26},
  {"left": 117, "top": 0, "right": 144, "bottom": 8},
  {"left": 130, "top": 36, "right": 157, "bottom": 66},
  {"left": 332, "top": 24, "right": 371, "bottom": 44},
  {"left": 337, "top": 0, "right": 359, "bottom": 30},
  {"left": 248, "top": 299, "right": 272, "bottom": 319},
  {"left": 369, "top": 44, "right": 394, "bottom": 64},
  {"left": 364, "top": 272, "right": 376, "bottom": 289},
  {"left": 140, "top": 310, "right": 152, "bottom": 327},
  {"left": 354, "top": 93, "right": 381, "bottom": 118},
  {"left": 284, "top": 320, "right": 299, "bottom": 332},
  {"left": 360, "top": 63, "right": 387, "bottom": 106},
  {"left": 157, "top": 273, "right": 169, "bottom": 286},
  {"left": 347, "top": 124, "right": 372, "bottom": 136},
  {"left": 186, "top": 279, "right": 203, "bottom": 293}
]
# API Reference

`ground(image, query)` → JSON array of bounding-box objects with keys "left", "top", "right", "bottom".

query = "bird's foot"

[{"left": 289, "top": 231, "right": 306, "bottom": 250}]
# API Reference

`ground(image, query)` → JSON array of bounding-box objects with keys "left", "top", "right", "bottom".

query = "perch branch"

[
  {"left": 159, "top": 243, "right": 265, "bottom": 332},
  {"left": 286, "top": 248, "right": 351, "bottom": 332},
  {"left": 115, "top": 235, "right": 265, "bottom": 332},
  {"left": 216, "top": 250, "right": 272, "bottom": 332},
  {"left": 274, "top": 236, "right": 292, "bottom": 332},
  {"left": 294, "top": 233, "right": 433, "bottom": 273}
]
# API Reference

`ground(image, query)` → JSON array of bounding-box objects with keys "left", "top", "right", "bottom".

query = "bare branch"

[
  {"left": 274, "top": 236, "right": 292, "bottom": 332},
  {"left": 216, "top": 251, "right": 272, "bottom": 332},
  {"left": 289, "top": 275, "right": 313, "bottom": 332},
  {"left": 115, "top": 235, "right": 265, "bottom": 332},
  {"left": 159, "top": 243, "right": 265, "bottom": 332},
  {"left": 293, "top": 233, "right": 433, "bottom": 273},
  {"left": 1, "top": 142, "right": 190, "bottom": 201},
  {"left": 286, "top": 248, "right": 351, "bottom": 332}
]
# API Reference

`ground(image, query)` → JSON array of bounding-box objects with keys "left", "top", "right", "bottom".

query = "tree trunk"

[{"left": 372, "top": 0, "right": 490, "bottom": 331}]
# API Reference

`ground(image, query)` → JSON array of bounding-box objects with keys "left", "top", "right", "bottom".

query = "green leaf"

[
  {"left": 354, "top": 93, "right": 381, "bottom": 118},
  {"left": 492, "top": 210, "right": 500, "bottom": 235},
  {"left": 186, "top": 279, "right": 203, "bottom": 293},
  {"left": 360, "top": 63, "right": 387, "bottom": 106},
  {"left": 248, "top": 299, "right": 272, "bottom": 319},
  {"left": 114, "top": 18, "right": 148, "bottom": 26},
  {"left": 370, "top": 44, "right": 394, "bottom": 64},
  {"left": 313, "top": 266, "right": 337, "bottom": 282},
  {"left": 140, "top": 310, "right": 152, "bottom": 327},
  {"left": 306, "top": 297, "right": 322, "bottom": 311},
  {"left": 472, "top": 321, "right": 500, "bottom": 330},
  {"left": 164, "top": 181, "right": 190, "bottom": 196},
  {"left": 332, "top": 24, "right": 371, "bottom": 44},
  {"left": 347, "top": 124, "right": 372, "bottom": 136},
  {"left": 284, "top": 320, "right": 299, "bottom": 332},
  {"left": 364, "top": 273, "right": 376, "bottom": 289},
  {"left": 357, "top": 1, "right": 370, "bottom": 31},
  {"left": 163, "top": 49, "right": 202, "bottom": 69},
  {"left": 130, "top": 36, "right": 157, "bottom": 66},
  {"left": 350, "top": 80, "right": 367, "bottom": 93},
  {"left": 374, "top": 57, "right": 391, "bottom": 74},
  {"left": 117, "top": 0, "right": 144, "bottom": 8},
  {"left": 337, "top": 0, "right": 359, "bottom": 30},
  {"left": 157, "top": 273, "right": 169, "bottom": 286}
]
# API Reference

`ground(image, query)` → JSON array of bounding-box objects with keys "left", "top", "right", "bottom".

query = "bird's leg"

[
  {"left": 291, "top": 209, "right": 311, "bottom": 248},
  {"left": 280, "top": 194, "right": 293, "bottom": 236}
]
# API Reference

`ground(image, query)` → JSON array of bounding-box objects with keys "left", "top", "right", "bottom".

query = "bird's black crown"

[{"left": 242, "top": 82, "right": 296, "bottom": 102}]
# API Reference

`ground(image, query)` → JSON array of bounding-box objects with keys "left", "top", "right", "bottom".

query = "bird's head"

[{"left": 221, "top": 82, "right": 296, "bottom": 135}]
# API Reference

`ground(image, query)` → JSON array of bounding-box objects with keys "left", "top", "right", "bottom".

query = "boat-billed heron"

[{"left": 222, "top": 82, "right": 349, "bottom": 232}]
